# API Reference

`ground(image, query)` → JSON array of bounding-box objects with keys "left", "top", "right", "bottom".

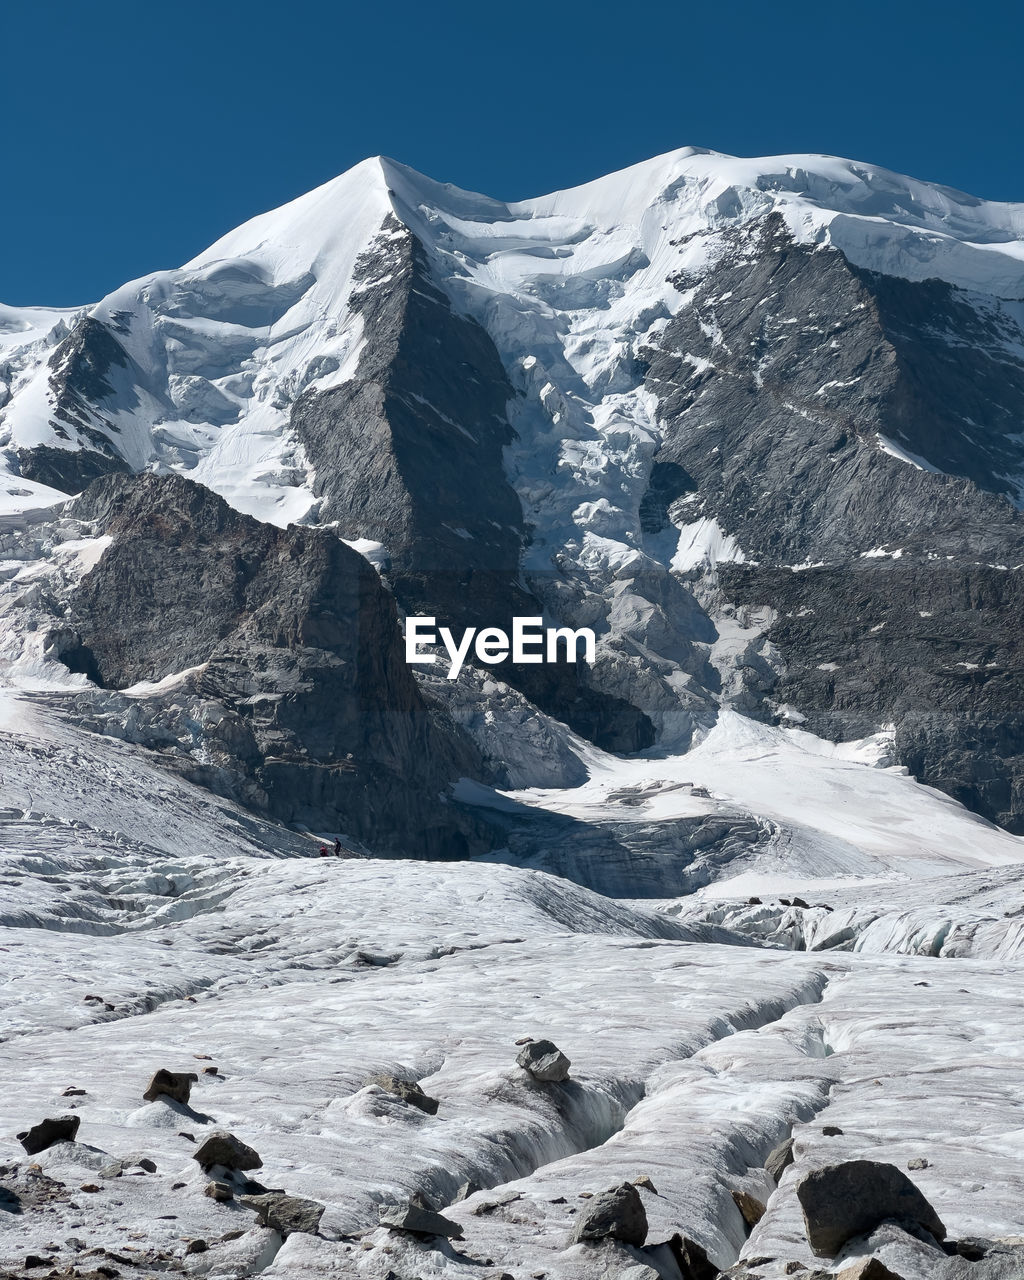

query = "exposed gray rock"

[
  {"left": 836, "top": 1260, "right": 906, "bottom": 1279},
  {"left": 516, "top": 1038, "right": 571, "bottom": 1082},
  {"left": 378, "top": 1201, "right": 464, "bottom": 1240},
  {"left": 570, "top": 1182, "right": 647, "bottom": 1246},
  {"left": 17, "top": 1116, "right": 80, "bottom": 1155},
  {"left": 796, "top": 1160, "right": 946, "bottom": 1257},
  {"left": 731, "top": 1188, "right": 766, "bottom": 1227},
  {"left": 766, "top": 1136, "right": 795, "bottom": 1183},
  {"left": 143, "top": 1069, "right": 198, "bottom": 1105},
  {"left": 367, "top": 1074, "right": 439, "bottom": 1115},
  {"left": 239, "top": 1192, "right": 324, "bottom": 1237},
  {"left": 193, "top": 1131, "right": 262, "bottom": 1172},
  {"left": 205, "top": 1180, "right": 234, "bottom": 1202}
]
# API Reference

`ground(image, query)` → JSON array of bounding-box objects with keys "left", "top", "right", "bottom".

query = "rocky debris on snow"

[
  {"left": 239, "top": 1191, "right": 324, "bottom": 1236},
  {"left": 367, "top": 1073, "right": 440, "bottom": 1114},
  {"left": 633, "top": 1174, "right": 658, "bottom": 1193},
  {"left": 766, "top": 1136, "right": 795, "bottom": 1183},
  {"left": 378, "top": 1201, "right": 465, "bottom": 1240},
  {"left": 61, "top": 1087, "right": 85, "bottom": 1097},
  {"left": 453, "top": 1179, "right": 481, "bottom": 1202},
  {"left": 835, "top": 1260, "right": 906, "bottom": 1279},
  {"left": 184, "top": 1239, "right": 208, "bottom": 1255},
  {"left": 569, "top": 1182, "right": 648, "bottom": 1246},
  {"left": 907, "top": 1157, "right": 929, "bottom": 1170},
  {"left": 204, "top": 1180, "right": 234, "bottom": 1202},
  {"left": 142, "top": 1069, "right": 198, "bottom": 1105},
  {"left": 823, "top": 1125, "right": 845, "bottom": 1136},
  {"left": 193, "top": 1131, "right": 262, "bottom": 1171},
  {"left": 516, "top": 1038, "right": 571, "bottom": 1082},
  {"left": 796, "top": 1160, "right": 946, "bottom": 1256},
  {"left": 17, "top": 1116, "right": 80, "bottom": 1155},
  {"left": 99, "top": 1155, "right": 156, "bottom": 1179},
  {"left": 661, "top": 1233, "right": 718, "bottom": 1278},
  {"left": 731, "top": 1188, "right": 767, "bottom": 1227}
]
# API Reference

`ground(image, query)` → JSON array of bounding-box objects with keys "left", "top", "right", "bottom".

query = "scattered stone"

[
  {"left": 664, "top": 1233, "right": 717, "bottom": 1279},
  {"left": 193, "top": 1131, "right": 262, "bottom": 1171},
  {"left": 378, "top": 1202, "right": 464, "bottom": 1240},
  {"left": 219, "top": 1230, "right": 245, "bottom": 1242},
  {"left": 177, "top": 1132, "right": 195, "bottom": 1142},
  {"left": 184, "top": 1240, "right": 208, "bottom": 1256},
  {"left": 453, "top": 1179, "right": 480, "bottom": 1202},
  {"left": 240, "top": 1192, "right": 325, "bottom": 1237},
  {"left": 62, "top": 1088, "right": 86, "bottom": 1097},
  {"left": 732, "top": 1189, "right": 767, "bottom": 1227},
  {"left": 24, "top": 1257, "right": 55, "bottom": 1270},
  {"left": 570, "top": 1182, "right": 647, "bottom": 1246},
  {"left": 836, "top": 1261, "right": 906, "bottom": 1280},
  {"left": 368, "top": 1074, "right": 439, "bottom": 1115},
  {"left": 171, "top": 1182, "right": 186, "bottom": 1190},
  {"left": 823, "top": 1125, "right": 845, "bottom": 1136},
  {"left": 136, "top": 1157, "right": 157, "bottom": 1173},
  {"left": 632, "top": 1174, "right": 658, "bottom": 1193},
  {"left": 748, "top": 896, "right": 763, "bottom": 904},
  {"left": 784, "top": 1265, "right": 807, "bottom": 1275},
  {"left": 79, "top": 1184, "right": 101, "bottom": 1193},
  {"left": 514, "top": 1036, "right": 533, "bottom": 1045},
  {"left": 143, "top": 1069, "right": 198, "bottom": 1105},
  {"left": 18, "top": 1116, "right": 81, "bottom": 1155},
  {"left": 766, "top": 1136, "right": 795, "bottom": 1182},
  {"left": 796, "top": 1160, "right": 946, "bottom": 1256},
  {"left": 205, "top": 1181, "right": 234, "bottom": 1202},
  {"left": 907, "top": 1158, "right": 929, "bottom": 1171},
  {"left": 516, "top": 1039, "right": 571, "bottom": 1082},
  {"left": 793, "top": 897, "right": 810, "bottom": 908},
  {"left": 202, "top": 1066, "right": 219, "bottom": 1075}
]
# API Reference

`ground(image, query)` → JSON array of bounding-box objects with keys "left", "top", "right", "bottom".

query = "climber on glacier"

[{"left": 333, "top": 838, "right": 342, "bottom": 856}]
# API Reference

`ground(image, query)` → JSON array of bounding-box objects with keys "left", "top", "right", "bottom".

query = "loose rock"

[
  {"left": 143, "top": 1069, "right": 198, "bottom": 1105},
  {"left": 193, "top": 1131, "right": 262, "bottom": 1171},
  {"left": 205, "top": 1181, "right": 234, "bottom": 1202},
  {"left": 368, "top": 1073, "right": 440, "bottom": 1115},
  {"left": 378, "top": 1202, "right": 464, "bottom": 1240},
  {"left": 17, "top": 1116, "right": 81, "bottom": 1155},
  {"left": 732, "top": 1188, "right": 767, "bottom": 1227},
  {"left": 570, "top": 1182, "right": 647, "bottom": 1247},
  {"left": 766, "top": 1136, "right": 795, "bottom": 1183},
  {"left": 239, "top": 1192, "right": 325, "bottom": 1237},
  {"left": 796, "top": 1160, "right": 946, "bottom": 1257},
  {"left": 516, "top": 1039, "right": 571, "bottom": 1082},
  {"left": 836, "top": 1261, "right": 906, "bottom": 1280}
]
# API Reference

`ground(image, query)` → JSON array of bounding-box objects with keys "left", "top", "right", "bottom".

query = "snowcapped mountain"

[{"left": 3, "top": 149, "right": 1024, "bottom": 1280}]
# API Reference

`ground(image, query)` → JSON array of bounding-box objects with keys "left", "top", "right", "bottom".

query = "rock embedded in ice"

[
  {"left": 377, "top": 1201, "right": 464, "bottom": 1240},
  {"left": 142, "top": 1068, "right": 198, "bottom": 1105},
  {"left": 766, "top": 1135, "right": 796, "bottom": 1183},
  {"left": 731, "top": 1188, "right": 766, "bottom": 1227},
  {"left": 796, "top": 1160, "right": 946, "bottom": 1257},
  {"left": 193, "top": 1131, "right": 262, "bottom": 1172},
  {"left": 569, "top": 1181, "right": 648, "bottom": 1246},
  {"left": 238, "top": 1192, "right": 324, "bottom": 1237},
  {"left": 516, "top": 1038, "right": 571, "bottom": 1082},
  {"left": 367, "top": 1073, "right": 440, "bottom": 1115},
  {"left": 17, "top": 1115, "right": 80, "bottom": 1155},
  {"left": 204, "top": 1180, "right": 234, "bottom": 1202}
]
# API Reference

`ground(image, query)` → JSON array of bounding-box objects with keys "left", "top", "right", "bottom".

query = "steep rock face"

[
  {"left": 636, "top": 216, "right": 1024, "bottom": 829},
  {"left": 292, "top": 216, "right": 656, "bottom": 753},
  {"left": 641, "top": 215, "right": 1024, "bottom": 565},
  {"left": 53, "top": 472, "right": 483, "bottom": 855}
]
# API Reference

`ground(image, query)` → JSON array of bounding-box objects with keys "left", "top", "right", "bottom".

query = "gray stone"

[
  {"left": 17, "top": 1116, "right": 80, "bottom": 1156},
  {"left": 570, "top": 1182, "right": 647, "bottom": 1247},
  {"left": 516, "top": 1039, "right": 571, "bottom": 1082},
  {"left": 766, "top": 1136, "right": 795, "bottom": 1183},
  {"left": 378, "top": 1202, "right": 464, "bottom": 1240},
  {"left": 205, "top": 1181, "right": 234, "bottom": 1202},
  {"left": 732, "top": 1188, "right": 766, "bottom": 1227},
  {"left": 796, "top": 1160, "right": 946, "bottom": 1257},
  {"left": 368, "top": 1074, "right": 439, "bottom": 1115},
  {"left": 193, "top": 1131, "right": 262, "bottom": 1172},
  {"left": 239, "top": 1192, "right": 324, "bottom": 1237},
  {"left": 143, "top": 1069, "right": 198, "bottom": 1105}
]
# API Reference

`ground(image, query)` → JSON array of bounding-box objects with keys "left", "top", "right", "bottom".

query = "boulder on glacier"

[
  {"left": 193, "top": 1130, "right": 262, "bottom": 1172},
  {"left": 796, "top": 1160, "right": 945, "bottom": 1257},
  {"left": 378, "top": 1201, "right": 464, "bottom": 1240},
  {"left": 239, "top": 1192, "right": 324, "bottom": 1237},
  {"left": 142, "top": 1068, "right": 198, "bottom": 1105},
  {"left": 516, "top": 1038, "right": 571, "bottom": 1082},
  {"left": 570, "top": 1181, "right": 647, "bottom": 1246},
  {"left": 367, "top": 1073, "right": 439, "bottom": 1114},
  {"left": 17, "top": 1115, "right": 80, "bottom": 1155}
]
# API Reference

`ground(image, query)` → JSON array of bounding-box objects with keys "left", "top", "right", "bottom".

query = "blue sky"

[{"left": 4, "top": 0, "right": 1023, "bottom": 305}]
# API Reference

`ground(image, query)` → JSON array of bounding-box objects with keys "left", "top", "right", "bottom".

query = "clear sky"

[{"left": 4, "top": 0, "right": 1023, "bottom": 306}]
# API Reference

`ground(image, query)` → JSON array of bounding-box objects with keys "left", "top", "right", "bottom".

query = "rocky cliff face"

[{"left": 49, "top": 472, "right": 484, "bottom": 856}]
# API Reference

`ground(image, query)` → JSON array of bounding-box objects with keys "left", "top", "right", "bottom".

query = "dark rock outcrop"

[
  {"left": 796, "top": 1160, "right": 946, "bottom": 1257},
  {"left": 367, "top": 1074, "right": 439, "bottom": 1115},
  {"left": 54, "top": 472, "right": 485, "bottom": 855},
  {"left": 378, "top": 1201, "right": 464, "bottom": 1240}
]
